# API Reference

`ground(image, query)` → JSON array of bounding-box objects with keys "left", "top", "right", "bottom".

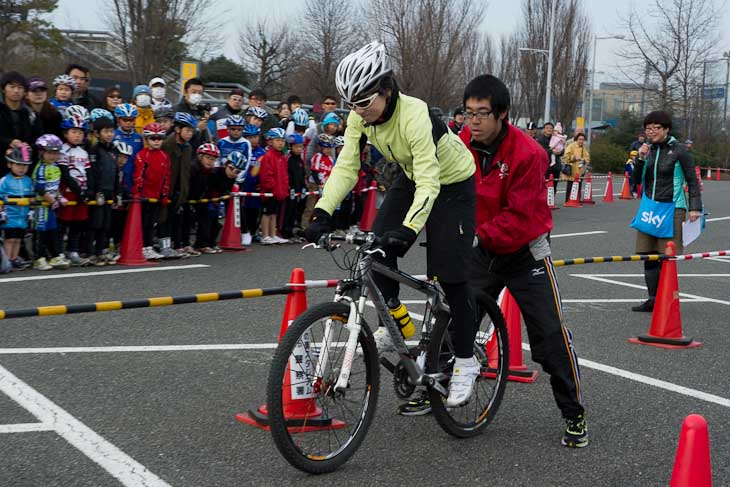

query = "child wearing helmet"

[
  {"left": 57, "top": 115, "right": 92, "bottom": 266},
  {"left": 281, "top": 134, "right": 307, "bottom": 239},
  {"left": 32, "top": 135, "right": 70, "bottom": 270},
  {"left": 217, "top": 115, "right": 252, "bottom": 168},
  {"left": 189, "top": 143, "right": 221, "bottom": 253},
  {"left": 286, "top": 108, "right": 316, "bottom": 140},
  {"left": 132, "top": 85, "right": 156, "bottom": 136},
  {"left": 153, "top": 106, "right": 175, "bottom": 134},
  {"left": 50, "top": 74, "right": 76, "bottom": 117},
  {"left": 113, "top": 103, "right": 144, "bottom": 190},
  {"left": 0, "top": 143, "right": 35, "bottom": 270},
  {"left": 626, "top": 150, "right": 638, "bottom": 197},
  {"left": 160, "top": 112, "right": 196, "bottom": 256},
  {"left": 86, "top": 117, "right": 123, "bottom": 266},
  {"left": 134, "top": 123, "right": 171, "bottom": 260},
  {"left": 245, "top": 106, "right": 268, "bottom": 128},
  {"left": 240, "top": 124, "right": 265, "bottom": 246},
  {"left": 258, "top": 128, "right": 289, "bottom": 244}
]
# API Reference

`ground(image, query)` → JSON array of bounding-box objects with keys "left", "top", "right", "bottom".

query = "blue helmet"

[
  {"left": 173, "top": 111, "right": 197, "bottom": 128},
  {"left": 321, "top": 112, "right": 340, "bottom": 129},
  {"left": 90, "top": 108, "right": 114, "bottom": 123},
  {"left": 243, "top": 124, "right": 261, "bottom": 136},
  {"left": 225, "top": 150, "right": 249, "bottom": 170},
  {"left": 246, "top": 106, "right": 268, "bottom": 120},
  {"left": 317, "top": 133, "right": 335, "bottom": 148},
  {"left": 265, "top": 128, "right": 286, "bottom": 140},
  {"left": 288, "top": 134, "right": 304, "bottom": 145},
  {"left": 292, "top": 108, "right": 309, "bottom": 127},
  {"left": 114, "top": 103, "right": 138, "bottom": 119},
  {"left": 61, "top": 115, "right": 89, "bottom": 132},
  {"left": 225, "top": 114, "right": 246, "bottom": 127}
]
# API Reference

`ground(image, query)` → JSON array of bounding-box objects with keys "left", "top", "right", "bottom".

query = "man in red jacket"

[{"left": 460, "top": 74, "right": 587, "bottom": 448}]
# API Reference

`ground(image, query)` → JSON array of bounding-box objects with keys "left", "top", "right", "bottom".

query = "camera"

[{"left": 199, "top": 102, "right": 212, "bottom": 114}]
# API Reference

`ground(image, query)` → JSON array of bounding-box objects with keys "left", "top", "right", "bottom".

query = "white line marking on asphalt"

[
  {"left": 0, "top": 422, "right": 54, "bottom": 433},
  {"left": 707, "top": 257, "right": 730, "bottom": 264},
  {"left": 551, "top": 231, "right": 608, "bottom": 238},
  {"left": 706, "top": 216, "right": 730, "bottom": 222},
  {"left": 571, "top": 274, "right": 730, "bottom": 306},
  {"left": 521, "top": 343, "right": 730, "bottom": 409},
  {"left": 562, "top": 298, "right": 706, "bottom": 303},
  {"left": 579, "top": 274, "right": 730, "bottom": 278},
  {"left": 0, "top": 363, "right": 170, "bottom": 486},
  {"left": 0, "top": 264, "right": 210, "bottom": 284},
  {"left": 0, "top": 344, "right": 280, "bottom": 354}
]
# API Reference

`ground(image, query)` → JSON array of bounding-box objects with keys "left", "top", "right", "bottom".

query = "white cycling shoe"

[
  {"left": 446, "top": 355, "right": 481, "bottom": 407},
  {"left": 373, "top": 327, "right": 396, "bottom": 353}
]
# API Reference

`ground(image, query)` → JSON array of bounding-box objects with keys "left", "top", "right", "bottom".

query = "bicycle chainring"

[{"left": 392, "top": 359, "right": 416, "bottom": 399}]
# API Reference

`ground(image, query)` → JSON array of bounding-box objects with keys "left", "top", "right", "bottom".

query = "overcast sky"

[{"left": 50, "top": 0, "right": 730, "bottom": 86}]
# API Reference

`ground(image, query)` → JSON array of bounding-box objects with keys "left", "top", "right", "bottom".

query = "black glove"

[
  {"left": 381, "top": 225, "right": 417, "bottom": 257},
  {"left": 304, "top": 208, "right": 333, "bottom": 244}
]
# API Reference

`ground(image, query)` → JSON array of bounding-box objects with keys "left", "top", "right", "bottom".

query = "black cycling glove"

[
  {"left": 304, "top": 208, "right": 333, "bottom": 244},
  {"left": 381, "top": 225, "right": 417, "bottom": 257}
]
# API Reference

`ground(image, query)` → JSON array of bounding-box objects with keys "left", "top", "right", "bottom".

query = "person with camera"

[
  {"left": 173, "top": 78, "right": 211, "bottom": 153},
  {"left": 561, "top": 132, "right": 590, "bottom": 202}
]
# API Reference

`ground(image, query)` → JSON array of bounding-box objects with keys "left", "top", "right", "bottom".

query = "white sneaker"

[
  {"left": 242, "top": 232, "right": 252, "bottom": 246},
  {"left": 373, "top": 327, "right": 395, "bottom": 353},
  {"left": 272, "top": 236, "right": 289, "bottom": 244},
  {"left": 446, "top": 355, "right": 481, "bottom": 407},
  {"left": 260, "top": 236, "right": 276, "bottom": 245}
]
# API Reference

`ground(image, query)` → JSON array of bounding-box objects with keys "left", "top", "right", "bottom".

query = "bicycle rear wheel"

[
  {"left": 427, "top": 296, "right": 509, "bottom": 438},
  {"left": 266, "top": 301, "right": 380, "bottom": 473}
]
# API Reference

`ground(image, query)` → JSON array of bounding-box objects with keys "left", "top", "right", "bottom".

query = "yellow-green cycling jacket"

[{"left": 315, "top": 92, "right": 475, "bottom": 233}]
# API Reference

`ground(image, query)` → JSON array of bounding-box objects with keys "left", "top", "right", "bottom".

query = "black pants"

[
  {"left": 469, "top": 245, "right": 585, "bottom": 419},
  {"left": 242, "top": 206, "right": 260, "bottom": 235},
  {"left": 372, "top": 172, "right": 478, "bottom": 358},
  {"left": 34, "top": 229, "right": 58, "bottom": 259},
  {"left": 194, "top": 203, "right": 213, "bottom": 248},
  {"left": 59, "top": 220, "right": 86, "bottom": 254}
]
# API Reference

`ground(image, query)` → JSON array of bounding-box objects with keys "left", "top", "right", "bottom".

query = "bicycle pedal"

[{"left": 379, "top": 357, "right": 396, "bottom": 373}]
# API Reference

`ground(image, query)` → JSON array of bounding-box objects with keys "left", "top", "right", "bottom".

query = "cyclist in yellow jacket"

[{"left": 305, "top": 42, "right": 480, "bottom": 413}]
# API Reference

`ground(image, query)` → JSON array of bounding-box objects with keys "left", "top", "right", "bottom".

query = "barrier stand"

[
  {"left": 581, "top": 172, "right": 596, "bottom": 204},
  {"left": 603, "top": 171, "right": 615, "bottom": 203},
  {"left": 695, "top": 166, "right": 704, "bottom": 192},
  {"left": 236, "top": 268, "right": 345, "bottom": 432},
  {"left": 619, "top": 171, "right": 633, "bottom": 199},
  {"left": 359, "top": 181, "right": 378, "bottom": 232},
  {"left": 218, "top": 184, "right": 244, "bottom": 251},
  {"left": 669, "top": 414, "right": 712, "bottom": 487},
  {"left": 716, "top": 167, "right": 721, "bottom": 181},
  {"left": 628, "top": 242, "right": 701, "bottom": 349},
  {"left": 117, "top": 200, "right": 155, "bottom": 266},
  {"left": 564, "top": 173, "right": 582, "bottom": 208},
  {"left": 547, "top": 174, "right": 559, "bottom": 210},
  {"left": 486, "top": 289, "right": 538, "bottom": 383}
]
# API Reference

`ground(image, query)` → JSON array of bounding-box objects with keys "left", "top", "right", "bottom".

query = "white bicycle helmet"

[
  {"left": 53, "top": 74, "right": 77, "bottom": 90},
  {"left": 335, "top": 41, "right": 391, "bottom": 104},
  {"left": 66, "top": 105, "right": 90, "bottom": 122}
]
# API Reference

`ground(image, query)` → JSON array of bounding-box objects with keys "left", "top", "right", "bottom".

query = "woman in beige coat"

[{"left": 561, "top": 132, "right": 590, "bottom": 202}]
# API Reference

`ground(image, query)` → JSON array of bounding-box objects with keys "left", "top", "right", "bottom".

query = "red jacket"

[
  {"left": 133, "top": 148, "right": 171, "bottom": 199},
  {"left": 460, "top": 124, "right": 553, "bottom": 254},
  {"left": 259, "top": 147, "right": 289, "bottom": 200}
]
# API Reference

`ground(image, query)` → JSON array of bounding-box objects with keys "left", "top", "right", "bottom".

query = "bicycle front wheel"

[
  {"left": 266, "top": 301, "right": 380, "bottom": 473},
  {"left": 427, "top": 296, "right": 509, "bottom": 438}
]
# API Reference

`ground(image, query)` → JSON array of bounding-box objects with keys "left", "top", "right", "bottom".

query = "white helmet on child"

[
  {"left": 66, "top": 105, "right": 90, "bottom": 122},
  {"left": 335, "top": 41, "right": 391, "bottom": 104}
]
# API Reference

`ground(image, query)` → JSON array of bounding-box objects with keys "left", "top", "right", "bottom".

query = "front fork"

[{"left": 333, "top": 294, "right": 366, "bottom": 391}]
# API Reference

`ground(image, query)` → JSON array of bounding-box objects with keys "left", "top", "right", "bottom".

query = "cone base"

[
  {"left": 628, "top": 336, "right": 702, "bottom": 349},
  {"left": 550, "top": 207, "right": 560, "bottom": 211},
  {"left": 619, "top": 196, "right": 633, "bottom": 200},
  {"left": 235, "top": 408, "right": 346, "bottom": 432},
  {"left": 563, "top": 201, "right": 582, "bottom": 208},
  {"left": 582, "top": 201, "right": 596, "bottom": 205},
  {"left": 220, "top": 246, "right": 245, "bottom": 252},
  {"left": 483, "top": 367, "right": 538, "bottom": 383},
  {"left": 117, "top": 258, "right": 157, "bottom": 266}
]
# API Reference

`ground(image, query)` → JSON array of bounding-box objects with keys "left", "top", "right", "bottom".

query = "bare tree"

[
  {"left": 363, "top": 0, "right": 487, "bottom": 109},
  {"left": 516, "top": 0, "right": 590, "bottom": 126},
  {"left": 106, "top": 0, "right": 220, "bottom": 85},
  {"left": 238, "top": 19, "right": 294, "bottom": 98},
  {"left": 496, "top": 34, "right": 525, "bottom": 123}
]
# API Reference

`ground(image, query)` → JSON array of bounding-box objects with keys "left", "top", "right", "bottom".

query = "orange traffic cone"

[
  {"left": 218, "top": 184, "right": 244, "bottom": 251},
  {"left": 236, "top": 268, "right": 345, "bottom": 431},
  {"left": 564, "top": 173, "right": 582, "bottom": 208},
  {"left": 117, "top": 200, "right": 155, "bottom": 266},
  {"left": 695, "top": 166, "right": 704, "bottom": 192},
  {"left": 487, "top": 289, "right": 537, "bottom": 382},
  {"left": 619, "top": 171, "right": 633, "bottom": 199},
  {"left": 359, "top": 181, "right": 378, "bottom": 232},
  {"left": 629, "top": 242, "right": 702, "bottom": 349},
  {"left": 669, "top": 414, "right": 713, "bottom": 487},
  {"left": 581, "top": 172, "right": 595, "bottom": 204},
  {"left": 603, "top": 171, "right": 615, "bottom": 203},
  {"left": 547, "top": 174, "right": 559, "bottom": 210},
  {"left": 715, "top": 167, "right": 721, "bottom": 181}
]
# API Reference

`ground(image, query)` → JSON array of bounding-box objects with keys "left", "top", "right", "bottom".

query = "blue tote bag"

[{"left": 629, "top": 154, "right": 675, "bottom": 238}]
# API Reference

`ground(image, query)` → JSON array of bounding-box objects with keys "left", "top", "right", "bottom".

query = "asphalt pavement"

[{"left": 0, "top": 176, "right": 728, "bottom": 487}]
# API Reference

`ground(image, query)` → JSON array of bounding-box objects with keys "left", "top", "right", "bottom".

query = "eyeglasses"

[
  {"left": 119, "top": 117, "right": 135, "bottom": 122},
  {"left": 230, "top": 96, "right": 244, "bottom": 102},
  {"left": 464, "top": 109, "right": 493, "bottom": 121},
  {"left": 346, "top": 92, "right": 378, "bottom": 110},
  {"left": 147, "top": 136, "right": 165, "bottom": 141}
]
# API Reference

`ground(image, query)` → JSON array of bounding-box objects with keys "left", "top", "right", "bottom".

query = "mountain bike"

[{"left": 266, "top": 233, "right": 509, "bottom": 473}]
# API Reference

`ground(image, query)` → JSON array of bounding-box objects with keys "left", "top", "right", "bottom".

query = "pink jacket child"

[{"left": 549, "top": 122, "right": 567, "bottom": 153}]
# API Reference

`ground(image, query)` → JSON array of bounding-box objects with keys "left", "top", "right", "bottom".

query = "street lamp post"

[
  {"left": 723, "top": 51, "right": 730, "bottom": 131},
  {"left": 586, "top": 34, "right": 625, "bottom": 147}
]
